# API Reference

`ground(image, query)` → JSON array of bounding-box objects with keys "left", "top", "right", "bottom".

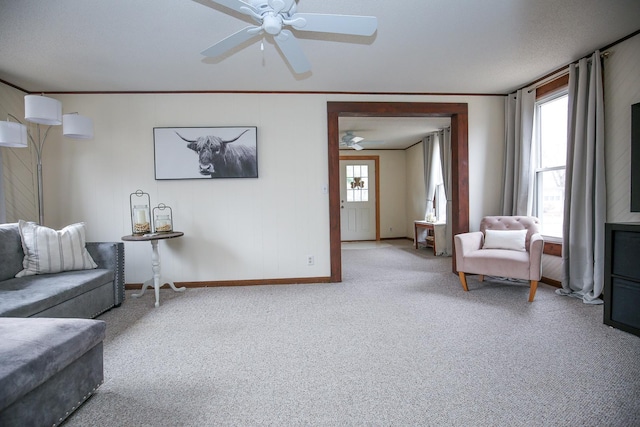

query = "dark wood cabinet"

[{"left": 604, "top": 222, "right": 640, "bottom": 337}]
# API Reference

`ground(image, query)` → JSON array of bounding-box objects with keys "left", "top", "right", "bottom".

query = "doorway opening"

[
  {"left": 327, "top": 102, "right": 469, "bottom": 281},
  {"left": 339, "top": 156, "right": 380, "bottom": 242}
]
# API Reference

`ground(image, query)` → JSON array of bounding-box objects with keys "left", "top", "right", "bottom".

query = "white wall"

[
  {"left": 469, "top": 97, "right": 506, "bottom": 227},
  {"left": 604, "top": 32, "right": 640, "bottom": 223},
  {"left": 2, "top": 91, "right": 504, "bottom": 284}
]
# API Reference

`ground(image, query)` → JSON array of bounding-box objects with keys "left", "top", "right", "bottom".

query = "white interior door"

[{"left": 340, "top": 159, "right": 376, "bottom": 241}]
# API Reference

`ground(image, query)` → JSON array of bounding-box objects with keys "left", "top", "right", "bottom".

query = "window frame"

[{"left": 533, "top": 79, "right": 569, "bottom": 243}]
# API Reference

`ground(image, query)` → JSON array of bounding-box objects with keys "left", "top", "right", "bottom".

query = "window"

[
  {"left": 534, "top": 91, "right": 568, "bottom": 238},
  {"left": 426, "top": 138, "right": 447, "bottom": 223},
  {"left": 435, "top": 183, "right": 447, "bottom": 222},
  {"left": 345, "top": 164, "right": 369, "bottom": 202}
]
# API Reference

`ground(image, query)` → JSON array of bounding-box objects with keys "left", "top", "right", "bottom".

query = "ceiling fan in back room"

[
  {"left": 198, "top": 0, "right": 378, "bottom": 73},
  {"left": 340, "top": 131, "right": 384, "bottom": 150}
]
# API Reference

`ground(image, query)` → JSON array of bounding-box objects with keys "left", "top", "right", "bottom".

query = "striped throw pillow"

[{"left": 16, "top": 220, "right": 97, "bottom": 277}]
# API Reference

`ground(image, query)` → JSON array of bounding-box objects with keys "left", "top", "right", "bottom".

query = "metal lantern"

[
  {"left": 153, "top": 203, "right": 173, "bottom": 233},
  {"left": 129, "top": 190, "right": 151, "bottom": 235}
]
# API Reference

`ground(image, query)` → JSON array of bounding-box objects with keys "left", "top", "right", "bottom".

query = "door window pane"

[{"left": 345, "top": 164, "right": 369, "bottom": 203}]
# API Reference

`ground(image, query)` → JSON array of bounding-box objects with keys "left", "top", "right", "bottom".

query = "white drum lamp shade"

[
  {"left": 63, "top": 114, "right": 94, "bottom": 139},
  {"left": 24, "top": 95, "right": 62, "bottom": 125},
  {"left": 0, "top": 121, "right": 28, "bottom": 147}
]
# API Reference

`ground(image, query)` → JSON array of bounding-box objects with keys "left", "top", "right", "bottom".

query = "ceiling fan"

[
  {"left": 199, "top": 0, "right": 378, "bottom": 73},
  {"left": 340, "top": 131, "right": 386, "bottom": 150},
  {"left": 340, "top": 131, "right": 366, "bottom": 150}
]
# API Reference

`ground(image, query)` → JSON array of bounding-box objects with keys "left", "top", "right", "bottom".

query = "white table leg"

[
  {"left": 131, "top": 278, "right": 153, "bottom": 298},
  {"left": 132, "top": 239, "right": 186, "bottom": 307},
  {"left": 150, "top": 240, "right": 161, "bottom": 307}
]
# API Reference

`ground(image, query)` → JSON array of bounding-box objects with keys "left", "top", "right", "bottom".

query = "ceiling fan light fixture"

[{"left": 263, "top": 14, "right": 282, "bottom": 34}]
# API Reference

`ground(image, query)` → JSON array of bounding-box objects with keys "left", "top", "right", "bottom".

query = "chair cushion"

[{"left": 464, "top": 249, "right": 531, "bottom": 280}]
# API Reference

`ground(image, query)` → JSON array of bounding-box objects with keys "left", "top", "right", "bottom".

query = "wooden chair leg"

[
  {"left": 528, "top": 280, "right": 539, "bottom": 302},
  {"left": 478, "top": 275, "right": 484, "bottom": 282},
  {"left": 458, "top": 272, "right": 469, "bottom": 292}
]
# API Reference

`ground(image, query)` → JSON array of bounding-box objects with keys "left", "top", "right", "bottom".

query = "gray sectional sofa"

[
  {"left": 0, "top": 222, "right": 125, "bottom": 318},
  {"left": 0, "top": 222, "right": 125, "bottom": 426},
  {"left": 0, "top": 317, "right": 106, "bottom": 427}
]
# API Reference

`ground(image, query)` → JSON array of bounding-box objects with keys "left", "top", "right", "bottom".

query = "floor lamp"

[{"left": 0, "top": 94, "right": 93, "bottom": 225}]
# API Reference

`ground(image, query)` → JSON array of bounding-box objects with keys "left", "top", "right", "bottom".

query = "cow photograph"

[{"left": 154, "top": 126, "right": 258, "bottom": 180}]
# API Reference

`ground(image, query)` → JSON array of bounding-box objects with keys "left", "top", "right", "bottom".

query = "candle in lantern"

[{"left": 135, "top": 207, "right": 147, "bottom": 224}]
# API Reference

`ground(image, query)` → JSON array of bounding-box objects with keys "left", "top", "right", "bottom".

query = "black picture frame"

[{"left": 153, "top": 126, "right": 258, "bottom": 180}]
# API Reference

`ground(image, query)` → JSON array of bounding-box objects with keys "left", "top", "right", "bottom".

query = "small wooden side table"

[
  {"left": 121, "top": 231, "right": 186, "bottom": 307},
  {"left": 414, "top": 220, "right": 438, "bottom": 255}
]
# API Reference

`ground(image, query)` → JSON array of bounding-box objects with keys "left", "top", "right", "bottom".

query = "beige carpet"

[{"left": 65, "top": 239, "right": 640, "bottom": 426}]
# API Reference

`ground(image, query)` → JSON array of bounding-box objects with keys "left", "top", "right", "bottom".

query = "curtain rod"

[
  {"left": 523, "top": 50, "right": 610, "bottom": 94},
  {"left": 515, "top": 27, "right": 640, "bottom": 94}
]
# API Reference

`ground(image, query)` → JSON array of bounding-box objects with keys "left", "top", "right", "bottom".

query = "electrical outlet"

[{"left": 307, "top": 255, "right": 315, "bottom": 266}]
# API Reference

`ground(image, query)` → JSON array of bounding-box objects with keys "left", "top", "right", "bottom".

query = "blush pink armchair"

[{"left": 454, "top": 216, "right": 544, "bottom": 302}]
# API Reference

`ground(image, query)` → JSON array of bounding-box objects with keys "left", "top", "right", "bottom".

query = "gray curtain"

[
  {"left": 0, "top": 149, "right": 5, "bottom": 223},
  {"left": 557, "top": 51, "right": 606, "bottom": 304},
  {"left": 439, "top": 127, "right": 452, "bottom": 256},
  {"left": 501, "top": 89, "right": 536, "bottom": 216},
  {"left": 422, "top": 134, "right": 438, "bottom": 220}
]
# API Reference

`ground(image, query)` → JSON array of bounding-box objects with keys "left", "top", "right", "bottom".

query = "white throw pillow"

[
  {"left": 16, "top": 220, "right": 98, "bottom": 277},
  {"left": 482, "top": 229, "right": 527, "bottom": 251}
]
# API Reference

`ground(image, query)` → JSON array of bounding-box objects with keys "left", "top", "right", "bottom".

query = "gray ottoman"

[{"left": 0, "top": 317, "right": 106, "bottom": 427}]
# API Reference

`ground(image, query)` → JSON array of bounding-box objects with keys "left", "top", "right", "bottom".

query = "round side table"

[{"left": 121, "top": 231, "right": 186, "bottom": 307}]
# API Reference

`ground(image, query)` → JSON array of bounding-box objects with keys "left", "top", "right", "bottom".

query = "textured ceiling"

[
  {"left": 1, "top": 0, "right": 639, "bottom": 94},
  {"left": 338, "top": 117, "right": 451, "bottom": 150},
  {"left": 1, "top": 0, "right": 638, "bottom": 149}
]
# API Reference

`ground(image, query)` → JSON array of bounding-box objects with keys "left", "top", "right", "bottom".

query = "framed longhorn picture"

[{"left": 153, "top": 126, "right": 258, "bottom": 180}]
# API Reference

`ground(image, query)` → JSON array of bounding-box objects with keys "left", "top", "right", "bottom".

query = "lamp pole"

[
  {"left": 33, "top": 123, "right": 51, "bottom": 225},
  {"left": 1, "top": 95, "right": 93, "bottom": 225},
  {"left": 8, "top": 113, "right": 50, "bottom": 225}
]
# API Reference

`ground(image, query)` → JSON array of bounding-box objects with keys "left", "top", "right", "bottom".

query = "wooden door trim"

[
  {"left": 339, "top": 155, "right": 381, "bottom": 241},
  {"left": 328, "top": 102, "right": 469, "bottom": 281}
]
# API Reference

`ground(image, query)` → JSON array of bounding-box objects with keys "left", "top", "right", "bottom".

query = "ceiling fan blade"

[
  {"left": 351, "top": 136, "right": 364, "bottom": 143},
  {"left": 201, "top": 26, "right": 261, "bottom": 58},
  {"left": 274, "top": 30, "right": 311, "bottom": 74},
  {"left": 268, "top": 0, "right": 295, "bottom": 14},
  {"left": 351, "top": 143, "right": 364, "bottom": 151},
  {"left": 290, "top": 13, "right": 377, "bottom": 36},
  {"left": 208, "top": 0, "right": 257, "bottom": 15}
]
